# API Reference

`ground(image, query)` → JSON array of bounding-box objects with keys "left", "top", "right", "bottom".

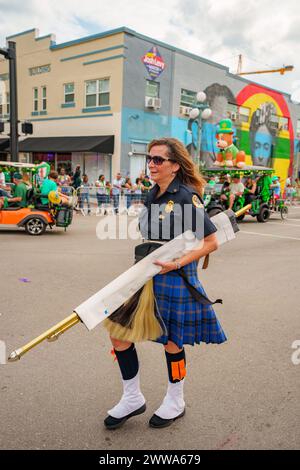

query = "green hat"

[
  {"left": 272, "top": 176, "right": 279, "bottom": 181},
  {"left": 13, "top": 172, "right": 22, "bottom": 180},
  {"left": 217, "top": 118, "right": 234, "bottom": 134}
]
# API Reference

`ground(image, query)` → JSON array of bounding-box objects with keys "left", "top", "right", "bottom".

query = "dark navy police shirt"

[{"left": 139, "top": 176, "right": 217, "bottom": 241}]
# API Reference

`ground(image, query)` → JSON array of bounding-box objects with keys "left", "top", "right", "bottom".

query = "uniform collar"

[
  {"left": 149, "top": 176, "right": 180, "bottom": 201},
  {"left": 166, "top": 176, "right": 180, "bottom": 194}
]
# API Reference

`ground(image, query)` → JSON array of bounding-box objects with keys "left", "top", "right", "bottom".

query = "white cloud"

[{"left": 0, "top": 0, "right": 299, "bottom": 95}]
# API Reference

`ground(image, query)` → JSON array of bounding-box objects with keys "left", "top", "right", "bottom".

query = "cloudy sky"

[{"left": 0, "top": 0, "right": 299, "bottom": 101}]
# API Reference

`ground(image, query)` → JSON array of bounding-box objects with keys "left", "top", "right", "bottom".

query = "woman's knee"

[
  {"left": 164, "top": 341, "right": 183, "bottom": 354},
  {"left": 110, "top": 336, "right": 132, "bottom": 351}
]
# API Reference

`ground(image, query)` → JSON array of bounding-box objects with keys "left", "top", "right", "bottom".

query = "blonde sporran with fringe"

[{"left": 102, "top": 279, "right": 163, "bottom": 342}]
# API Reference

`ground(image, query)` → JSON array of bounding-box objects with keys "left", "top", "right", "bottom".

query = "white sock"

[
  {"left": 108, "top": 372, "right": 145, "bottom": 419},
  {"left": 155, "top": 380, "right": 185, "bottom": 420}
]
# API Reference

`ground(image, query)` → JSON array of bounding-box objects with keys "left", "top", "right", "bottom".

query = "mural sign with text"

[{"left": 141, "top": 47, "right": 165, "bottom": 79}]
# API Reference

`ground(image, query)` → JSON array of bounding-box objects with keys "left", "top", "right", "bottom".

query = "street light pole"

[
  {"left": 189, "top": 91, "right": 212, "bottom": 169},
  {"left": 0, "top": 41, "right": 19, "bottom": 162}
]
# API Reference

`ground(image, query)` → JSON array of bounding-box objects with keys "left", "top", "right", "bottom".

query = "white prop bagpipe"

[{"left": 8, "top": 206, "right": 249, "bottom": 362}]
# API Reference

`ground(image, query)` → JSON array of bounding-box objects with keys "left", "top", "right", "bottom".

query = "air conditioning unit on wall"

[
  {"left": 145, "top": 96, "right": 161, "bottom": 109},
  {"left": 180, "top": 105, "right": 192, "bottom": 116}
]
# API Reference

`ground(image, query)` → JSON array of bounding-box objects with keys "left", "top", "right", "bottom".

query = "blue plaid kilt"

[{"left": 153, "top": 261, "right": 227, "bottom": 348}]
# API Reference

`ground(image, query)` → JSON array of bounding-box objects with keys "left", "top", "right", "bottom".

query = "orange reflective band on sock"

[
  {"left": 110, "top": 348, "right": 117, "bottom": 362},
  {"left": 171, "top": 359, "right": 186, "bottom": 381}
]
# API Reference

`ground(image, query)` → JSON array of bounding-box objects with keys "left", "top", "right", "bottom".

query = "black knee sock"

[
  {"left": 114, "top": 343, "right": 139, "bottom": 380},
  {"left": 165, "top": 348, "right": 186, "bottom": 383}
]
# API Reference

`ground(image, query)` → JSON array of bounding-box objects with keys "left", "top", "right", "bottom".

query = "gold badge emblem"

[
  {"left": 192, "top": 195, "right": 203, "bottom": 208},
  {"left": 165, "top": 200, "right": 174, "bottom": 213}
]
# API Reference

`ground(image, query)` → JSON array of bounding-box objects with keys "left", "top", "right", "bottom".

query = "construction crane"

[{"left": 236, "top": 54, "right": 294, "bottom": 76}]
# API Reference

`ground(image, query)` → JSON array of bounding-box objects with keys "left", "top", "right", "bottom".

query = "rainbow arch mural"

[{"left": 236, "top": 84, "right": 293, "bottom": 182}]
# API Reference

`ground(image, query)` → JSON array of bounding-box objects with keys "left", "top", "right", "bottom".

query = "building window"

[
  {"left": 64, "top": 83, "right": 75, "bottom": 103},
  {"left": 146, "top": 80, "right": 159, "bottom": 98},
  {"left": 226, "top": 102, "right": 239, "bottom": 121},
  {"left": 41, "top": 86, "right": 47, "bottom": 111},
  {"left": 85, "top": 78, "right": 110, "bottom": 108},
  {"left": 33, "top": 88, "right": 38, "bottom": 112},
  {"left": 265, "top": 113, "right": 288, "bottom": 132},
  {"left": 278, "top": 116, "right": 289, "bottom": 131},
  {"left": 238, "top": 105, "right": 250, "bottom": 123},
  {"left": 0, "top": 94, "right": 3, "bottom": 117},
  {"left": 180, "top": 89, "right": 196, "bottom": 107},
  {"left": 227, "top": 103, "right": 250, "bottom": 123}
]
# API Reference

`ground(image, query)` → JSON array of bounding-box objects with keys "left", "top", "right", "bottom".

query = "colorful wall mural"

[
  {"left": 194, "top": 82, "right": 295, "bottom": 184},
  {"left": 235, "top": 83, "right": 294, "bottom": 183}
]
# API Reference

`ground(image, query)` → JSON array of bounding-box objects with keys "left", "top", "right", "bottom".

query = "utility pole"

[{"left": 0, "top": 41, "right": 19, "bottom": 161}]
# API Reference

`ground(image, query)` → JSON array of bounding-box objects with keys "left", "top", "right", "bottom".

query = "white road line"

[
  {"left": 267, "top": 221, "right": 300, "bottom": 227},
  {"left": 284, "top": 218, "right": 300, "bottom": 222},
  {"left": 240, "top": 230, "right": 300, "bottom": 241}
]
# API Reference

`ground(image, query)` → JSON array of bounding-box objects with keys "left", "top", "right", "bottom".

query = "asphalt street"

[{"left": 0, "top": 207, "right": 300, "bottom": 450}]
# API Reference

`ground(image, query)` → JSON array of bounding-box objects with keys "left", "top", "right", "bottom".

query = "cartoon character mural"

[
  {"left": 186, "top": 83, "right": 237, "bottom": 166},
  {"left": 215, "top": 119, "right": 246, "bottom": 168}
]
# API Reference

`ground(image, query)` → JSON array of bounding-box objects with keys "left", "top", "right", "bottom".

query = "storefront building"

[{"left": 0, "top": 27, "right": 300, "bottom": 183}]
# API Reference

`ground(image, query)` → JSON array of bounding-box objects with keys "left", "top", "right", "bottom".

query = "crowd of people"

[
  {"left": 53, "top": 166, "right": 154, "bottom": 214},
  {"left": 207, "top": 172, "right": 300, "bottom": 210},
  {"left": 1, "top": 163, "right": 300, "bottom": 213}
]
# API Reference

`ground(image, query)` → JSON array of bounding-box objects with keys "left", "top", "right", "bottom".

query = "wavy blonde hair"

[{"left": 148, "top": 137, "right": 206, "bottom": 196}]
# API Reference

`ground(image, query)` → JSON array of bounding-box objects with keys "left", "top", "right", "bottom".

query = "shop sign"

[{"left": 141, "top": 47, "right": 165, "bottom": 79}]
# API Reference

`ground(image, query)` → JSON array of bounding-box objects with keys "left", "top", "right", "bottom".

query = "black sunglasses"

[{"left": 146, "top": 155, "right": 175, "bottom": 166}]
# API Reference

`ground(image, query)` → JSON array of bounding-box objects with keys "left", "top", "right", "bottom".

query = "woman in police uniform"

[{"left": 104, "top": 138, "right": 226, "bottom": 430}]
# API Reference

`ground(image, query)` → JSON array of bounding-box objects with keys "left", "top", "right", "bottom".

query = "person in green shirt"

[
  {"left": 256, "top": 174, "right": 273, "bottom": 203},
  {"left": 40, "top": 170, "right": 71, "bottom": 206},
  {"left": 0, "top": 173, "right": 28, "bottom": 208},
  {"left": 40, "top": 171, "right": 59, "bottom": 205}
]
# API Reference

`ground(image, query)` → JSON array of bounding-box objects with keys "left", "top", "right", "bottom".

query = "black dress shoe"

[
  {"left": 104, "top": 403, "right": 146, "bottom": 430},
  {"left": 149, "top": 409, "right": 185, "bottom": 429}
]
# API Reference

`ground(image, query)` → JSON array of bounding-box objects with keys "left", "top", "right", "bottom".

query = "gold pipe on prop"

[
  {"left": 235, "top": 204, "right": 251, "bottom": 218},
  {"left": 7, "top": 205, "right": 252, "bottom": 363},
  {"left": 8, "top": 313, "right": 80, "bottom": 362}
]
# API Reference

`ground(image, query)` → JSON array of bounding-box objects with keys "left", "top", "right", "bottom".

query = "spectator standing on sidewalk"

[
  {"left": 58, "top": 168, "right": 71, "bottom": 195},
  {"left": 133, "top": 177, "right": 144, "bottom": 204},
  {"left": 79, "top": 174, "right": 92, "bottom": 215},
  {"left": 285, "top": 175, "right": 295, "bottom": 205},
  {"left": 142, "top": 175, "right": 152, "bottom": 192},
  {"left": 95, "top": 174, "right": 107, "bottom": 214},
  {"left": 72, "top": 165, "right": 82, "bottom": 190},
  {"left": 112, "top": 173, "right": 122, "bottom": 213},
  {"left": 123, "top": 177, "right": 133, "bottom": 208}
]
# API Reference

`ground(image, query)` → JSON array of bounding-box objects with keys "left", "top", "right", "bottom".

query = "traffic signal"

[{"left": 21, "top": 121, "right": 33, "bottom": 134}]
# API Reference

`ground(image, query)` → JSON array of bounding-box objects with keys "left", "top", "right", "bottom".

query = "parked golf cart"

[
  {"left": 0, "top": 161, "right": 74, "bottom": 235},
  {"left": 202, "top": 166, "right": 282, "bottom": 223}
]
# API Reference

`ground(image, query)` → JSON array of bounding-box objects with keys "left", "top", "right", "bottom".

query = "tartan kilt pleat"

[{"left": 153, "top": 261, "right": 227, "bottom": 348}]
